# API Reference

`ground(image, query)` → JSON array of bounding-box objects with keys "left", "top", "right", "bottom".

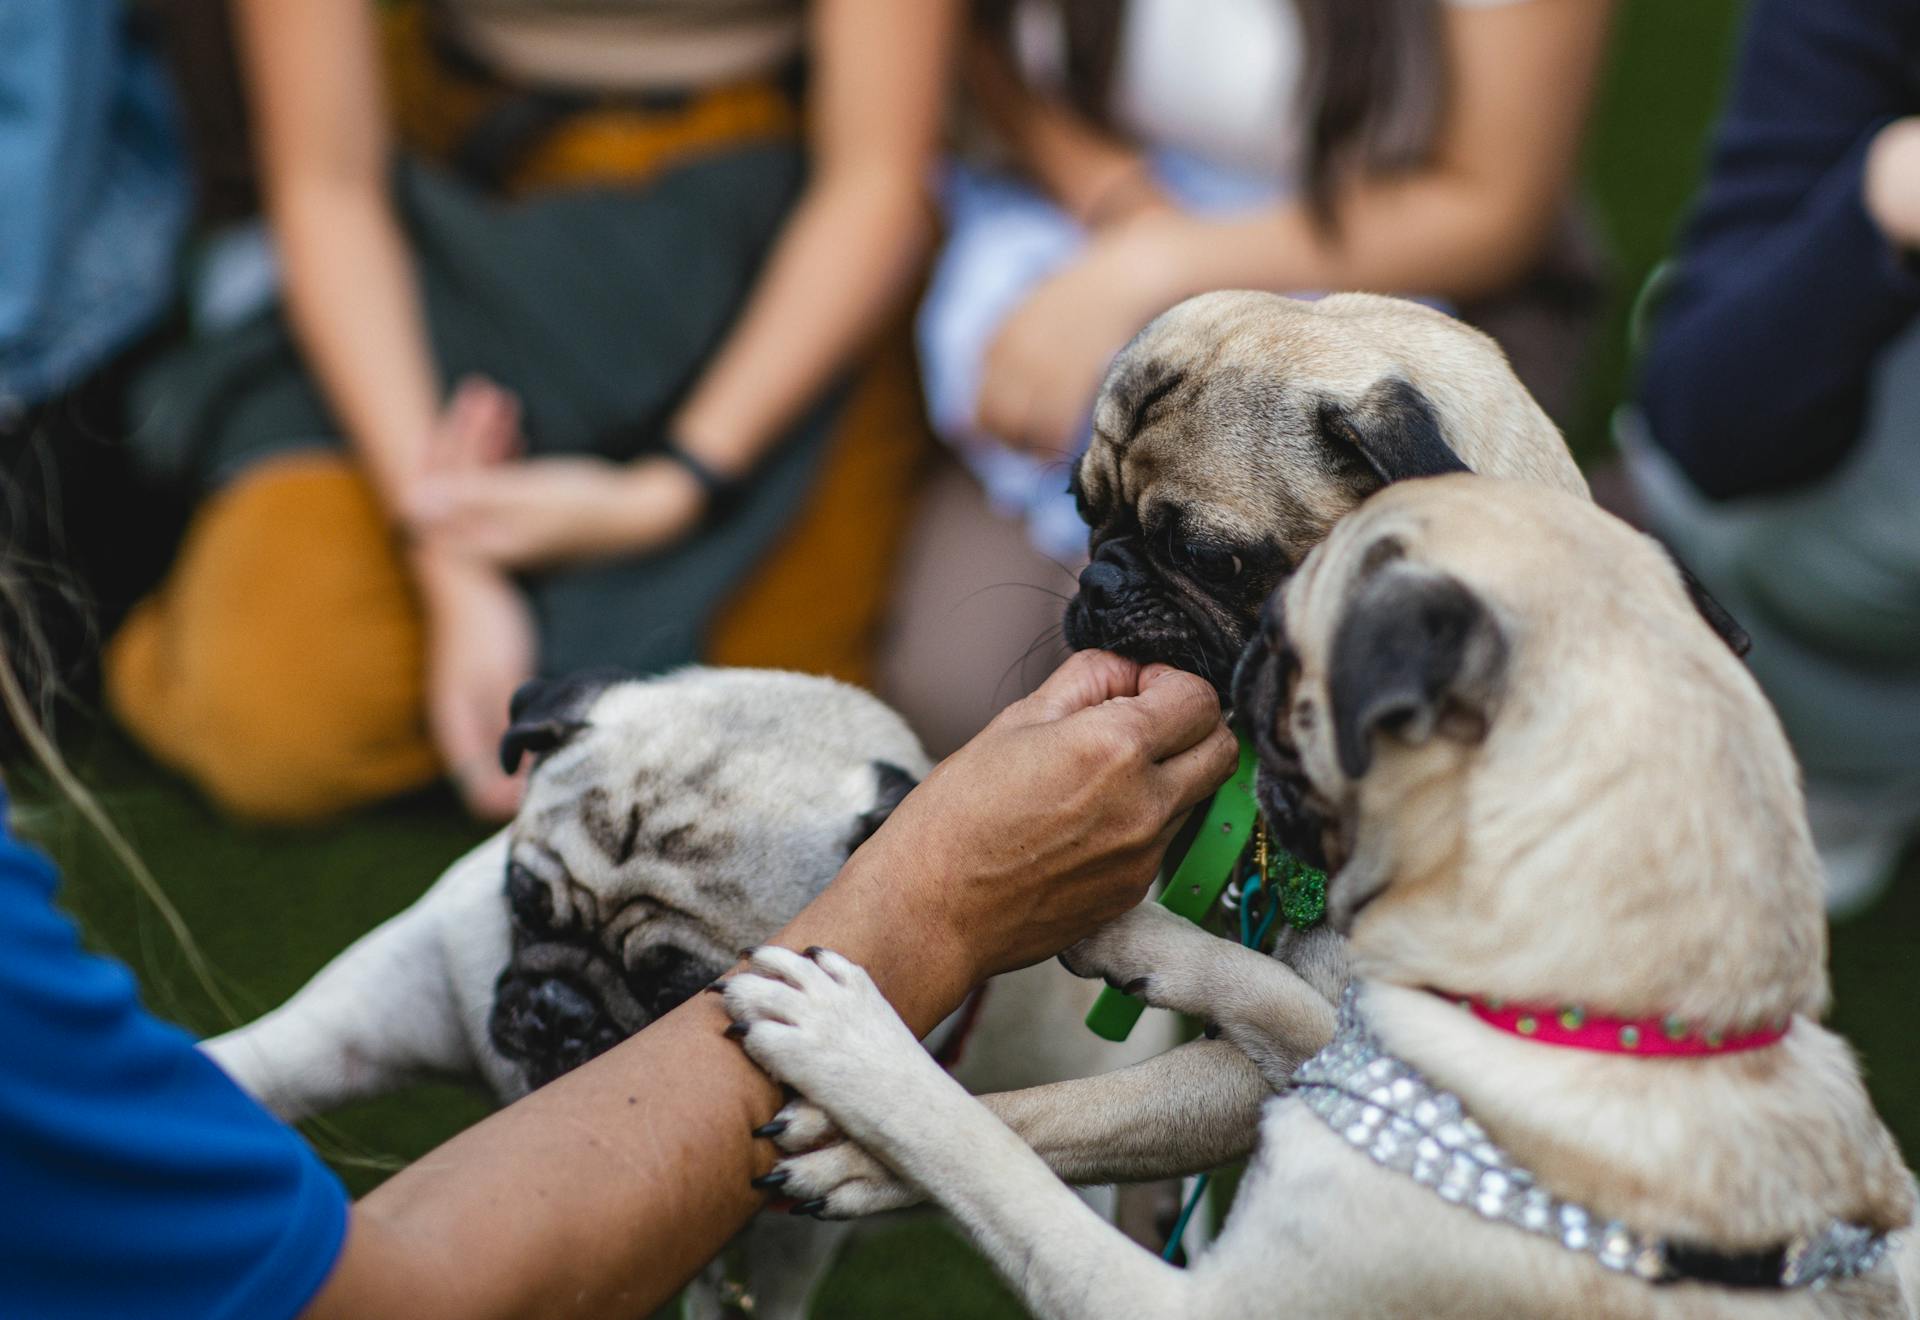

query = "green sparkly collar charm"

[{"left": 1253, "top": 816, "right": 1326, "bottom": 931}]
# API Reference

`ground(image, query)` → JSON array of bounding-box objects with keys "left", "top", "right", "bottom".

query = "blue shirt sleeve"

[
  {"left": 1637, "top": 0, "right": 1920, "bottom": 500},
  {"left": 0, "top": 2, "right": 188, "bottom": 405},
  {"left": 0, "top": 791, "right": 348, "bottom": 1320}
]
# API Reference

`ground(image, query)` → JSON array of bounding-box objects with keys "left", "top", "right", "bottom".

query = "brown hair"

[{"left": 975, "top": 0, "right": 1446, "bottom": 224}]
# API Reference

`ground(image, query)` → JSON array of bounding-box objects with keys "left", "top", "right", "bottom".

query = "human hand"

[
  {"left": 405, "top": 456, "right": 706, "bottom": 571},
  {"left": 977, "top": 217, "right": 1191, "bottom": 455},
  {"left": 1866, "top": 117, "right": 1920, "bottom": 250},
  {"left": 851, "top": 651, "right": 1236, "bottom": 985},
  {"left": 426, "top": 375, "right": 525, "bottom": 475},
  {"left": 418, "top": 554, "right": 539, "bottom": 820}
]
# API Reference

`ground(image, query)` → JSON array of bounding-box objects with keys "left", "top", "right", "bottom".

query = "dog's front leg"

[
  {"left": 1063, "top": 903, "right": 1337, "bottom": 1087},
  {"left": 724, "top": 948, "right": 1229, "bottom": 1320},
  {"left": 759, "top": 1036, "right": 1268, "bottom": 1216},
  {"left": 202, "top": 835, "right": 508, "bottom": 1119}
]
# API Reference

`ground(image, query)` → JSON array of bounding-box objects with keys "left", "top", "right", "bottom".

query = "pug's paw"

[
  {"left": 1059, "top": 901, "right": 1209, "bottom": 999},
  {"left": 775, "top": 1139, "right": 922, "bottom": 1219},
  {"left": 758, "top": 1098, "right": 842, "bottom": 1154},
  {"left": 722, "top": 946, "right": 928, "bottom": 1117}
]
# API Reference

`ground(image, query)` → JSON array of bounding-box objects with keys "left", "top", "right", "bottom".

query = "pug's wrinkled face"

[
  {"left": 1232, "top": 484, "right": 1516, "bottom": 930},
  {"left": 486, "top": 668, "right": 927, "bottom": 1090},
  {"left": 1063, "top": 290, "right": 1591, "bottom": 692},
  {"left": 1230, "top": 475, "right": 1823, "bottom": 1028}
]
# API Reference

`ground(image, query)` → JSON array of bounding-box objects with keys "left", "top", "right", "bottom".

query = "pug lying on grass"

[
  {"left": 203, "top": 667, "right": 1178, "bottom": 1320},
  {"left": 726, "top": 476, "right": 1919, "bottom": 1319}
]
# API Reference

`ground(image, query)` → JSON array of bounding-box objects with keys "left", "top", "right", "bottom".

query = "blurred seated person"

[
  {"left": 883, "top": 0, "right": 1614, "bottom": 755},
  {"left": 106, "top": 0, "right": 956, "bottom": 823},
  {"left": 0, "top": 2, "right": 190, "bottom": 710},
  {"left": 1626, "top": 0, "right": 1920, "bottom": 913}
]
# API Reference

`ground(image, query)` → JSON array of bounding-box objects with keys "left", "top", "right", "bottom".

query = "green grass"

[{"left": 14, "top": 4, "right": 1920, "bottom": 1317}]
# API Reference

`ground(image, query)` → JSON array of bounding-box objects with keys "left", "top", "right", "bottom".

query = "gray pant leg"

[{"left": 1623, "top": 318, "right": 1920, "bottom": 793}]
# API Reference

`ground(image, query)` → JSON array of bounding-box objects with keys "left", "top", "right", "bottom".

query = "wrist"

[
  {"left": 640, "top": 442, "right": 745, "bottom": 529},
  {"left": 1079, "top": 159, "right": 1164, "bottom": 232},
  {"left": 773, "top": 850, "right": 980, "bottom": 1035},
  {"left": 409, "top": 540, "right": 493, "bottom": 608},
  {"left": 665, "top": 408, "right": 757, "bottom": 485}
]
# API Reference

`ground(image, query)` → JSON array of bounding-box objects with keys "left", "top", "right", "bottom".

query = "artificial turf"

[{"left": 14, "top": 3, "right": 1920, "bottom": 1316}]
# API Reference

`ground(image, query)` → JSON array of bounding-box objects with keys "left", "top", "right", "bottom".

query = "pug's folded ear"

[
  {"left": 499, "top": 668, "right": 630, "bottom": 773},
  {"left": 846, "top": 761, "right": 919, "bottom": 853},
  {"left": 1320, "top": 378, "right": 1472, "bottom": 485},
  {"left": 1329, "top": 551, "right": 1508, "bottom": 779}
]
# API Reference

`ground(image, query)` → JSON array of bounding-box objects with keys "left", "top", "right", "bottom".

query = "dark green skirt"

[{"left": 130, "top": 144, "right": 844, "bottom": 677}]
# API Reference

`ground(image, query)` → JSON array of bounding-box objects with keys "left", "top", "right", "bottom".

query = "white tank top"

[{"left": 1016, "top": 0, "right": 1531, "bottom": 180}]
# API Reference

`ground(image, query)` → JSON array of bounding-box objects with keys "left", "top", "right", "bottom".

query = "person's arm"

[
  {"left": 977, "top": 0, "right": 1614, "bottom": 453},
  {"left": 303, "top": 654, "right": 1236, "bottom": 1320},
  {"left": 233, "top": 0, "right": 539, "bottom": 819},
  {"left": 1638, "top": 0, "right": 1920, "bottom": 500},
  {"left": 1158, "top": 0, "right": 1614, "bottom": 301},
  {"left": 961, "top": 27, "right": 1170, "bottom": 231},
  {"left": 668, "top": 0, "right": 958, "bottom": 477},
  {"left": 231, "top": 0, "right": 444, "bottom": 509}
]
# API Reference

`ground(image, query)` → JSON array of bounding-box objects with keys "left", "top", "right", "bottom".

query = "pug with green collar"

[
  {"left": 748, "top": 289, "right": 1752, "bottom": 1221},
  {"left": 727, "top": 477, "right": 1918, "bottom": 1318}
]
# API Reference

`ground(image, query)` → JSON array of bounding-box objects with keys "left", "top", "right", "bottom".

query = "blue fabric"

[
  {"left": 0, "top": 788, "right": 348, "bottom": 1320},
  {"left": 1638, "top": 0, "right": 1920, "bottom": 500},
  {"left": 0, "top": 2, "right": 188, "bottom": 409}
]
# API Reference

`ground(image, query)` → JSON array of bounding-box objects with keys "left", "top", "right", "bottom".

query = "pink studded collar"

[{"left": 1439, "top": 993, "right": 1790, "bottom": 1056}]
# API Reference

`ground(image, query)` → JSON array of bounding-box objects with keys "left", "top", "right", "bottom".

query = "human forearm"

[
  {"left": 671, "top": 0, "right": 955, "bottom": 476},
  {"left": 1641, "top": 130, "right": 1920, "bottom": 499},
  {"left": 963, "top": 31, "right": 1162, "bottom": 229},
  {"left": 330, "top": 992, "right": 777, "bottom": 1320},
  {"left": 233, "top": 0, "right": 442, "bottom": 514},
  {"left": 274, "top": 182, "right": 443, "bottom": 510},
  {"left": 669, "top": 168, "right": 933, "bottom": 476},
  {"left": 1140, "top": 0, "right": 1609, "bottom": 305},
  {"left": 318, "top": 852, "right": 981, "bottom": 1320},
  {"left": 1140, "top": 170, "right": 1557, "bottom": 308}
]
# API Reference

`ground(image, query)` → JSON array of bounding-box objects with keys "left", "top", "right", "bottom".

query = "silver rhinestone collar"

[{"left": 1291, "top": 987, "right": 1893, "bottom": 1290}]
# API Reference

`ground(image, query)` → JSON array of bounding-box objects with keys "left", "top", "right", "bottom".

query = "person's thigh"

[
  {"left": 105, "top": 452, "right": 439, "bottom": 822},
  {"left": 876, "top": 460, "right": 1082, "bottom": 758}
]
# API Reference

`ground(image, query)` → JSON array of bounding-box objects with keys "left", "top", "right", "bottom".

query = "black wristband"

[{"left": 655, "top": 437, "right": 748, "bottom": 525}]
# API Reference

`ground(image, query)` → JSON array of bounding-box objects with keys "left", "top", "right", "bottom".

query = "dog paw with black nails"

[
  {"left": 722, "top": 946, "right": 932, "bottom": 1136},
  {"left": 746, "top": 1098, "right": 923, "bottom": 1217}
]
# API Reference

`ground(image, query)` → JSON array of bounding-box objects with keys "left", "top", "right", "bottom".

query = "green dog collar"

[{"left": 1084, "top": 733, "right": 1326, "bottom": 1042}]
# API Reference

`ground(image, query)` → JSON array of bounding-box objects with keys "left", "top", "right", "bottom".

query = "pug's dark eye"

[{"left": 1184, "top": 543, "right": 1244, "bottom": 583}]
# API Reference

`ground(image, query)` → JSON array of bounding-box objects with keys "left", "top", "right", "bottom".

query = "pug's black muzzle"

[
  {"left": 1232, "top": 619, "right": 1332, "bottom": 873},
  {"left": 489, "top": 941, "right": 641, "bottom": 1089},
  {"left": 1064, "top": 537, "right": 1241, "bottom": 692},
  {"left": 490, "top": 966, "right": 625, "bottom": 1089},
  {"left": 489, "top": 937, "right": 720, "bottom": 1090}
]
